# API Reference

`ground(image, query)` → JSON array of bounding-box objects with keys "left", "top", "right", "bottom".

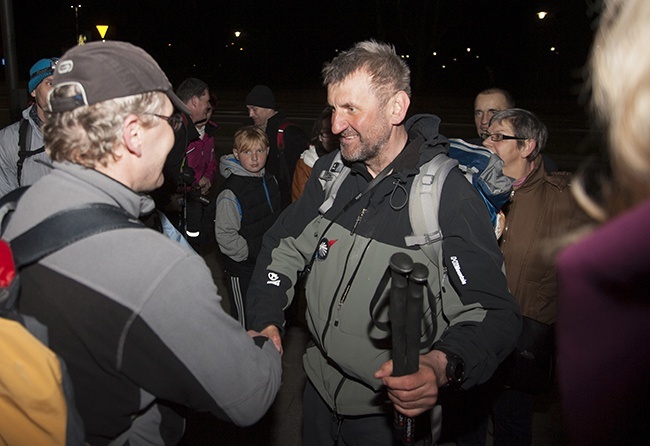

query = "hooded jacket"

[
  {"left": 246, "top": 114, "right": 520, "bottom": 416},
  {"left": 0, "top": 105, "right": 52, "bottom": 195},
  {"left": 216, "top": 154, "right": 281, "bottom": 277}
]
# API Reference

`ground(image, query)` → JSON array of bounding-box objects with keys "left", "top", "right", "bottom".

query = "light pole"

[{"left": 71, "top": 4, "right": 81, "bottom": 44}]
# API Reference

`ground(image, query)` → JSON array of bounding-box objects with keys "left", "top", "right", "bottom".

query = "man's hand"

[
  {"left": 198, "top": 176, "right": 211, "bottom": 195},
  {"left": 374, "top": 350, "right": 449, "bottom": 417},
  {"left": 260, "top": 324, "right": 283, "bottom": 356}
]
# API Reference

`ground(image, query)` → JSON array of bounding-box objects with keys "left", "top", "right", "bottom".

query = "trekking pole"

[
  {"left": 388, "top": 253, "right": 413, "bottom": 439},
  {"left": 402, "top": 262, "right": 428, "bottom": 444}
]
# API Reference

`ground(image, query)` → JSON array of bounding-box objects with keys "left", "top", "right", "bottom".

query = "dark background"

[{"left": 6, "top": 0, "right": 599, "bottom": 101}]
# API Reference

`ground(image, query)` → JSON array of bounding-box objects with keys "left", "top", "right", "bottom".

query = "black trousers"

[{"left": 302, "top": 379, "right": 434, "bottom": 446}]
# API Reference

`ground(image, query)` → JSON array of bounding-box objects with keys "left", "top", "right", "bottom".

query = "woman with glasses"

[{"left": 458, "top": 108, "right": 587, "bottom": 445}]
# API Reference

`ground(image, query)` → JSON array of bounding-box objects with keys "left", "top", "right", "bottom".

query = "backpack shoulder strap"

[
  {"left": 9, "top": 204, "right": 145, "bottom": 270},
  {"left": 276, "top": 121, "right": 296, "bottom": 152},
  {"left": 17, "top": 119, "right": 45, "bottom": 186},
  {"left": 404, "top": 153, "right": 459, "bottom": 265},
  {"left": 317, "top": 151, "right": 351, "bottom": 215}
]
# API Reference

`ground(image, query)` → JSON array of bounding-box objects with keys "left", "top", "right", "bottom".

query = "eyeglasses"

[
  {"left": 145, "top": 113, "right": 183, "bottom": 132},
  {"left": 481, "top": 132, "right": 527, "bottom": 142}
]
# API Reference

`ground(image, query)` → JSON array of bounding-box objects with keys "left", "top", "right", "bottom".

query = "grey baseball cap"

[{"left": 49, "top": 41, "right": 190, "bottom": 115}]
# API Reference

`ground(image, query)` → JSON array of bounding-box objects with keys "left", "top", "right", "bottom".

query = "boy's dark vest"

[{"left": 220, "top": 174, "right": 281, "bottom": 276}]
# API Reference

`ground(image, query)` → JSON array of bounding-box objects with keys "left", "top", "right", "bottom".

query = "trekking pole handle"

[
  {"left": 401, "top": 262, "right": 429, "bottom": 445},
  {"left": 389, "top": 252, "right": 413, "bottom": 377}
]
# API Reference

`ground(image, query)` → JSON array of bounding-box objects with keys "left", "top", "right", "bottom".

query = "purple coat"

[{"left": 557, "top": 199, "right": 650, "bottom": 445}]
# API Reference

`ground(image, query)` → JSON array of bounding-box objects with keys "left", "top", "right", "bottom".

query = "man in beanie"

[
  {"left": 1, "top": 41, "right": 281, "bottom": 444},
  {"left": 245, "top": 84, "right": 308, "bottom": 208},
  {"left": 0, "top": 57, "right": 58, "bottom": 196}
]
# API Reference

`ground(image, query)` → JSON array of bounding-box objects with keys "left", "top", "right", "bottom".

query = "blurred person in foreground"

[
  {"left": 245, "top": 40, "right": 520, "bottom": 446},
  {"left": 1, "top": 41, "right": 281, "bottom": 444},
  {"left": 556, "top": 0, "right": 650, "bottom": 444}
]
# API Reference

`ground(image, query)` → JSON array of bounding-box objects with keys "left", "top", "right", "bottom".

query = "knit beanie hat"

[
  {"left": 29, "top": 58, "right": 59, "bottom": 93},
  {"left": 245, "top": 85, "right": 276, "bottom": 109}
]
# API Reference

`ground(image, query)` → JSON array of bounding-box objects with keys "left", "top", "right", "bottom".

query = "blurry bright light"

[
  {"left": 537, "top": 11, "right": 548, "bottom": 19},
  {"left": 234, "top": 31, "right": 241, "bottom": 38},
  {"left": 550, "top": 46, "right": 556, "bottom": 51},
  {"left": 168, "top": 43, "right": 172, "bottom": 47},
  {"left": 433, "top": 52, "right": 437, "bottom": 56},
  {"left": 466, "top": 48, "right": 471, "bottom": 52},
  {"left": 442, "top": 65, "right": 446, "bottom": 69}
]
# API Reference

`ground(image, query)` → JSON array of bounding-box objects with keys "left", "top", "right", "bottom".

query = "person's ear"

[
  {"left": 121, "top": 114, "right": 144, "bottom": 157},
  {"left": 520, "top": 139, "right": 536, "bottom": 159},
  {"left": 233, "top": 148, "right": 240, "bottom": 161},
  {"left": 388, "top": 91, "right": 410, "bottom": 125}
]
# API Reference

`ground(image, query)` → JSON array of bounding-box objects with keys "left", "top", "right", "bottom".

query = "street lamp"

[{"left": 71, "top": 4, "right": 82, "bottom": 43}]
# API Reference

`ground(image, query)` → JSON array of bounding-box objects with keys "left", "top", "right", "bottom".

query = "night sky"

[{"left": 8, "top": 0, "right": 599, "bottom": 100}]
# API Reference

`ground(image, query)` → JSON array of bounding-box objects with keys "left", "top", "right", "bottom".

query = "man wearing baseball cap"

[
  {"left": 2, "top": 41, "right": 281, "bottom": 444},
  {"left": 0, "top": 57, "right": 58, "bottom": 195}
]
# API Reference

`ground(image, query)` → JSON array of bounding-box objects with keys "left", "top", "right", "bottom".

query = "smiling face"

[
  {"left": 139, "top": 96, "right": 176, "bottom": 191},
  {"left": 189, "top": 89, "right": 211, "bottom": 124},
  {"left": 482, "top": 120, "right": 533, "bottom": 180},
  {"left": 327, "top": 70, "right": 393, "bottom": 166},
  {"left": 247, "top": 105, "right": 276, "bottom": 128}
]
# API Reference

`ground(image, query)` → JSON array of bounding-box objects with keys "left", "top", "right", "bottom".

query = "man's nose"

[{"left": 330, "top": 112, "right": 346, "bottom": 135}]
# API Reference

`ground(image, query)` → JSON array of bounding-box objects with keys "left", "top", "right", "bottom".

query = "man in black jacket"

[
  {"left": 245, "top": 84, "right": 308, "bottom": 208},
  {"left": 246, "top": 40, "right": 521, "bottom": 446}
]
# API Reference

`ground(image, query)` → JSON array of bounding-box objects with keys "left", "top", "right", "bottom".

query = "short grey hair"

[
  {"left": 490, "top": 108, "right": 548, "bottom": 160},
  {"left": 322, "top": 40, "right": 411, "bottom": 106},
  {"left": 176, "top": 77, "right": 209, "bottom": 103}
]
